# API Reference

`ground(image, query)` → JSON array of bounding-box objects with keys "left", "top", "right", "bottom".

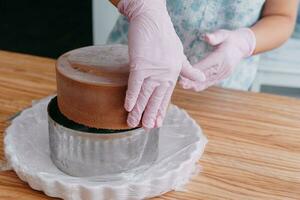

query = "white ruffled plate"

[{"left": 4, "top": 96, "right": 207, "bottom": 200}]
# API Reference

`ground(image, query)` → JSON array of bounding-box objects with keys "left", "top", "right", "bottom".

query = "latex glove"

[
  {"left": 118, "top": 0, "right": 205, "bottom": 128},
  {"left": 179, "top": 28, "right": 256, "bottom": 91}
]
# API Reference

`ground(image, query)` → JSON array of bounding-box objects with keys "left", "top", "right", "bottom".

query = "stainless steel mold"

[{"left": 47, "top": 97, "right": 159, "bottom": 178}]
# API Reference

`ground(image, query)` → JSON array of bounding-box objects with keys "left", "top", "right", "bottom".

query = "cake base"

[
  {"left": 4, "top": 96, "right": 208, "bottom": 200},
  {"left": 48, "top": 96, "right": 159, "bottom": 177}
]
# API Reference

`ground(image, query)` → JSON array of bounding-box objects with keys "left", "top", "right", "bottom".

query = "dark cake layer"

[{"left": 47, "top": 97, "right": 136, "bottom": 134}]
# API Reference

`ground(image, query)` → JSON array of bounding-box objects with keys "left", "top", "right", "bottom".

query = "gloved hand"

[
  {"left": 118, "top": 0, "right": 205, "bottom": 128},
  {"left": 179, "top": 28, "right": 256, "bottom": 91}
]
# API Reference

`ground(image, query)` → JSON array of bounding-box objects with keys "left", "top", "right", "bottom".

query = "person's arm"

[
  {"left": 106, "top": 0, "right": 205, "bottom": 128},
  {"left": 179, "top": 0, "right": 299, "bottom": 92},
  {"left": 251, "top": 0, "right": 299, "bottom": 54}
]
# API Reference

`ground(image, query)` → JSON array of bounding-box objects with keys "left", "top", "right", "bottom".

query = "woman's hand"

[
  {"left": 179, "top": 28, "right": 256, "bottom": 92},
  {"left": 118, "top": 0, "right": 205, "bottom": 128},
  {"left": 179, "top": 0, "right": 298, "bottom": 92}
]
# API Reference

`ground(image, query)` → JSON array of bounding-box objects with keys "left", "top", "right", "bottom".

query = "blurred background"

[
  {"left": 0, "top": 0, "right": 300, "bottom": 97},
  {"left": 1, "top": 0, "right": 93, "bottom": 58}
]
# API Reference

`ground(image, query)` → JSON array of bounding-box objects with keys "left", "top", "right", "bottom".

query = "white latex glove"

[
  {"left": 179, "top": 28, "right": 256, "bottom": 91},
  {"left": 118, "top": 0, "right": 205, "bottom": 128}
]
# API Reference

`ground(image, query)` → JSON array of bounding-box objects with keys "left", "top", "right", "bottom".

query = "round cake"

[{"left": 56, "top": 45, "right": 130, "bottom": 129}]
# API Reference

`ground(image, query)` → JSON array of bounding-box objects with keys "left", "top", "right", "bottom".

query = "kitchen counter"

[{"left": 0, "top": 50, "right": 299, "bottom": 200}]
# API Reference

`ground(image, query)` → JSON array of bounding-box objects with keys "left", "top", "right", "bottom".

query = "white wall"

[{"left": 92, "top": 0, "right": 119, "bottom": 44}]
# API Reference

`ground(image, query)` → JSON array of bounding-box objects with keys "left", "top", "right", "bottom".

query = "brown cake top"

[{"left": 56, "top": 45, "right": 129, "bottom": 86}]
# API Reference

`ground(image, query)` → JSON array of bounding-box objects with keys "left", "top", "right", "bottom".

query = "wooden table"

[{"left": 0, "top": 50, "right": 299, "bottom": 200}]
